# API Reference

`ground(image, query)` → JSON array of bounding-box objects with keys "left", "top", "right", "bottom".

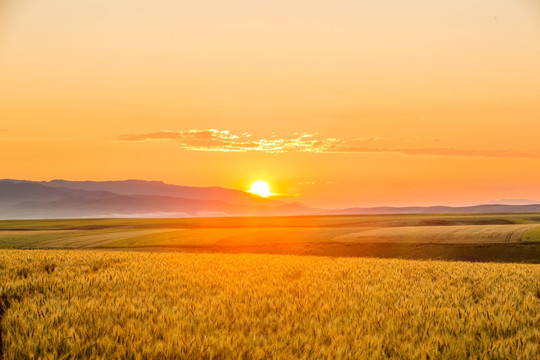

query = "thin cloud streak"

[{"left": 116, "top": 129, "right": 538, "bottom": 158}]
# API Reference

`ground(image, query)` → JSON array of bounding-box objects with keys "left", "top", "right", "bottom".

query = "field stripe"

[{"left": 333, "top": 225, "right": 537, "bottom": 244}]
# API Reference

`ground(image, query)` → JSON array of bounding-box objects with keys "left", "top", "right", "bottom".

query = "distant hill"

[
  {"left": 484, "top": 199, "right": 540, "bottom": 205},
  {"left": 324, "top": 204, "right": 540, "bottom": 215},
  {"left": 0, "top": 180, "right": 316, "bottom": 219},
  {"left": 3, "top": 179, "right": 540, "bottom": 219},
  {"left": 41, "top": 179, "right": 275, "bottom": 206}
]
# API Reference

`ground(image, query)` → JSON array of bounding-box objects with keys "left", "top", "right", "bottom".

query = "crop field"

[
  {"left": 1, "top": 214, "right": 540, "bottom": 262},
  {"left": 1, "top": 215, "right": 539, "bottom": 358},
  {"left": 0, "top": 250, "right": 538, "bottom": 359}
]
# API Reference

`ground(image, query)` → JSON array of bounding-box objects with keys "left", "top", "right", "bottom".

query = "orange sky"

[{"left": 1, "top": 0, "right": 540, "bottom": 208}]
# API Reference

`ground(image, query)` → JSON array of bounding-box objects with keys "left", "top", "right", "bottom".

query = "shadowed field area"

[{"left": 1, "top": 214, "right": 540, "bottom": 262}]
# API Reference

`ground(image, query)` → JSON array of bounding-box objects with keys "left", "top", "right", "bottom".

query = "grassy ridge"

[{"left": 1, "top": 250, "right": 539, "bottom": 359}]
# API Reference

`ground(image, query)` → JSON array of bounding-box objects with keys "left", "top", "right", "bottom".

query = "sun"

[{"left": 249, "top": 180, "right": 272, "bottom": 197}]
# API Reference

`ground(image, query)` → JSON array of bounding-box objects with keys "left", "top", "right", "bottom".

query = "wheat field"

[{"left": 1, "top": 249, "right": 539, "bottom": 359}]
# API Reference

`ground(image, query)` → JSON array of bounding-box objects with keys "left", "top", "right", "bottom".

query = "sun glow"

[{"left": 249, "top": 180, "right": 272, "bottom": 197}]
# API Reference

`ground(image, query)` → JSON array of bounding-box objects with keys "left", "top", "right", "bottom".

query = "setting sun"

[{"left": 249, "top": 180, "right": 272, "bottom": 197}]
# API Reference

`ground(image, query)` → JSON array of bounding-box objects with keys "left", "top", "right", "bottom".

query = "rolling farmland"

[
  {"left": 0, "top": 214, "right": 539, "bottom": 262},
  {"left": 0, "top": 214, "right": 539, "bottom": 358}
]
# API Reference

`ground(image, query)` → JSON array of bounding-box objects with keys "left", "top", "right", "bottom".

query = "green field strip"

[
  {"left": 35, "top": 229, "right": 177, "bottom": 248},
  {"left": 520, "top": 225, "right": 540, "bottom": 242},
  {"left": 333, "top": 224, "right": 537, "bottom": 244},
  {"left": 0, "top": 229, "right": 174, "bottom": 249},
  {"left": 101, "top": 228, "right": 261, "bottom": 248},
  {"left": 0, "top": 230, "right": 78, "bottom": 248}
]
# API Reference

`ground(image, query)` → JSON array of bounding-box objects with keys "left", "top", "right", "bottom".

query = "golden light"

[{"left": 249, "top": 180, "right": 272, "bottom": 197}]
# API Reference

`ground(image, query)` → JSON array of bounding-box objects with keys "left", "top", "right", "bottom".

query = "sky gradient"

[{"left": 1, "top": 0, "right": 540, "bottom": 208}]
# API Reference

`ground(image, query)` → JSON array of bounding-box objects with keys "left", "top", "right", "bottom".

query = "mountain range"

[
  {"left": 0, "top": 180, "right": 315, "bottom": 219},
  {"left": 1, "top": 179, "right": 540, "bottom": 219}
]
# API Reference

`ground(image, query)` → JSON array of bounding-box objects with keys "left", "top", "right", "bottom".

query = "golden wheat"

[{"left": 1, "top": 249, "right": 539, "bottom": 359}]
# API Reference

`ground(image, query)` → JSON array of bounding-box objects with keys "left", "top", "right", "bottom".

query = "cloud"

[
  {"left": 397, "top": 148, "right": 534, "bottom": 158},
  {"left": 117, "top": 129, "right": 538, "bottom": 158},
  {"left": 116, "top": 129, "right": 322, "bottom": 153}
]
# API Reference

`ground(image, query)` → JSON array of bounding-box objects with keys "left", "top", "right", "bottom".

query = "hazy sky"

[{"left": 1, "top": 0, "right": 539, "bottom": 208}]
